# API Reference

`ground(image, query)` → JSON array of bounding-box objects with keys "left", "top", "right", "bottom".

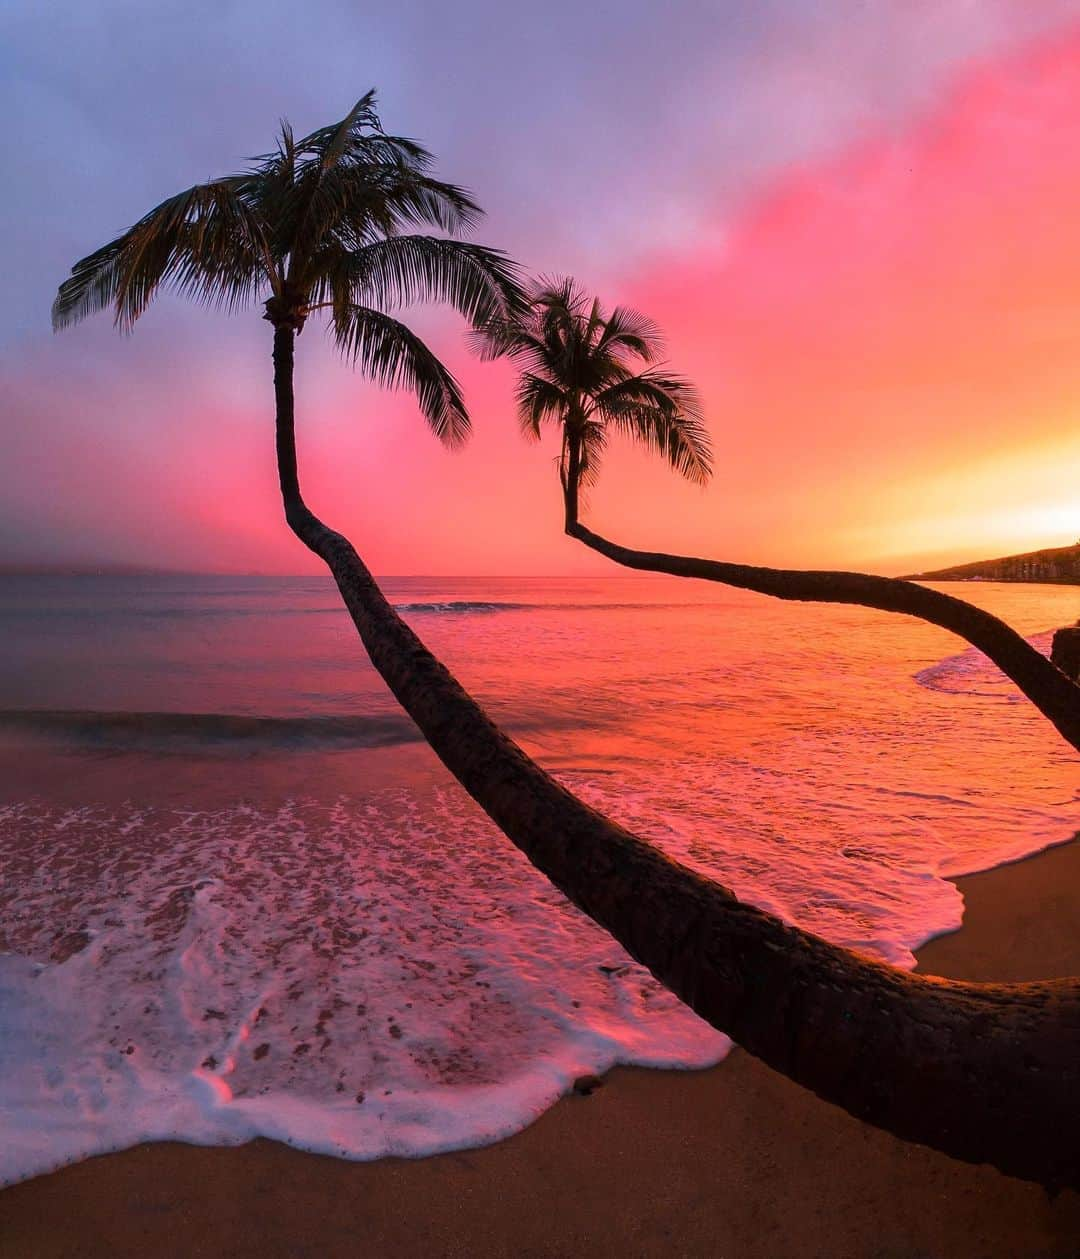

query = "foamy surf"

[
  {"left": 0, "top": 794, "right": 731, "bottom": 1187},
  {"left": 1, "top": 748, "right": 1075, "bottom": 1187}
]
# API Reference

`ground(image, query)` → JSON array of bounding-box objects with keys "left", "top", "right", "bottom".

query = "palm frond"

[
  {"left": 472, "top": 276, "right": 588, "bottom": 366},
  {"left": 370, "top": 165, "right": 482, "bottom": 234},
  {"left": 577, "top": 420, "right": 608, "bottom": 488},
  {"left": 515, "top": 373, "right": 570, "bottom": 439},
  {"left": 332, "top": 303, "right": 470, "bottom": 446},
  {"left": 593, "top": 305, "right": 663, "bottom": 362},
  {"left": 296, "top": 92, "right": 382, "bottom": 171},
  {"left": 282, "top": 156, "right": 484, "bottom": 275},
  {"left": 470, "top": 318, "right": 544, "bottom": 365},
  {"left": 593, "top": 371, "right": 712, "bottom": 484},
  {"left": 531, "top": 275, "right": 587, "bottom": 319},
  {"left": 52, "top": 178, "right": 272, "bottom": 330},
  {"left": 313, "top": 235, "right": 523, "bottom": 326}
]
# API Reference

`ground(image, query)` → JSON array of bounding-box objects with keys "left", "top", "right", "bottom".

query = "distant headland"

[{"left": 904, "top": 543, "right": 1080, "bottom": 584}]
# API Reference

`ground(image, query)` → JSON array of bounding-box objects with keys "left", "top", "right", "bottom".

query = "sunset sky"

[{"left": 5, "top": 1, "right": 1080, "bottom": 575}]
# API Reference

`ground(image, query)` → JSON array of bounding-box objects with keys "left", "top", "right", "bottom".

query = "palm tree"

[
  {"left": 477, "top": 277, "right": 712, "bottom": 528},
  {"left": 54, "top": 102, "right": 1080, "bottom": 1192},
  {"left": 53, "top": 92, "right": 526, "bottom": 456},
  {"left": 484, "top": 280, "right": 1080, "bottom": 754}
]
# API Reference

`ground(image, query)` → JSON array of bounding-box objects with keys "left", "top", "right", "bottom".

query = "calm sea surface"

[{"left": 1, "top": 574, "right": 1077, "bottom": 1182}]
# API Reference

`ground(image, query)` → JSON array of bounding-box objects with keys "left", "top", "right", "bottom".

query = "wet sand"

[{"left": 2, "top": 840, "right": 1079, "bottom": 1258}]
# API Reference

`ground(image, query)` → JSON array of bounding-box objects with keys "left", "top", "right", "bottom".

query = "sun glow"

[{"left": 832, "top": 434, "right": 1080, "bottom": 570}]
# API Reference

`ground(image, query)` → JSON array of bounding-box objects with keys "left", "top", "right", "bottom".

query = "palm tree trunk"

[
  {"left": 271, "top": 326, "right": 1080, "bottom": 1191},
  {"left": 561, "top": 431, "right": 582, "bottom": 531},
  {"left": 565, "top": 519, "right": 1080, "bottom": 755}
]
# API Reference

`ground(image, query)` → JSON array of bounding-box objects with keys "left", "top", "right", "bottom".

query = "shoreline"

[{"left": 2, "top": 841, "right": 1079, "bottom": 1255}]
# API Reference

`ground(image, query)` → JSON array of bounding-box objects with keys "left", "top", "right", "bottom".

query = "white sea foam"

[
  {"left": 0, "top": 792, "right": 731, "bottom": 1186},
  {"left": 1, "top": 740, "right": 1075, "bottom": 1186}
]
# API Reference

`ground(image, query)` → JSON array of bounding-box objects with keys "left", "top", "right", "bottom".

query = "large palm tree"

[
  {"left": 53, "top": 92, "right": 525, "bottom": 453},
  {"left": 485, "top": 280, "right": 1080, "bottom": 754},
  {"left": 54, "top": 102, "right": 1080, "bottom": 1191}
]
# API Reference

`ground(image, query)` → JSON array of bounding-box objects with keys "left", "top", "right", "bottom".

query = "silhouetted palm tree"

[
  {"left": 477, "top": 277, "right": 712, "bottom": 527},
  {"left": 54, "top": 92, "right": 523, "bottom": 451},
  {"left": 485, "top": 280, "right": 1080, "bottom": 753},
  {"left": 54, "top": 101, "right": 1080, "bottom": 1192}
]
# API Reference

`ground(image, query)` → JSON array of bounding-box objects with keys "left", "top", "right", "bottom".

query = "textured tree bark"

[
  {"left": 562, "top": 432, "right": 581, "bottom": 532},
  {"left": 566, "top": 520, "right": 1080, "bottom": 755},
  {"left": 271, "top": 327, "right": 1080, "bottom": 1192}
]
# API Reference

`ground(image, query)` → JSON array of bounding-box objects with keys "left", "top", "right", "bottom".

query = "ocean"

[{"left": 0, "top": 573, "right": 1077, "bottom": 1185}]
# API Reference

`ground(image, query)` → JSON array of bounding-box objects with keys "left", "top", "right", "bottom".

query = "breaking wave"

[
  {"left": 914, "top": 630, "right": 1055, "bottom": 699},
  {"left": 395, "top": 600, "right": 528, "bottom": 613}
]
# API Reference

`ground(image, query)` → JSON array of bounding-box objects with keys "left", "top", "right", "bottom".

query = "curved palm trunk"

[
  {"left": 564, "top": 519, "right": 1080, "bottom": 754},
  {"left": 272, "top": 326, "right": 1080, "bottom": 1191}
]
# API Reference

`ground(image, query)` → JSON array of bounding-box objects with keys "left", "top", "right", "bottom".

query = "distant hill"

[{"left": 904, "top": 543, "right": 1080, "bottom": 584}]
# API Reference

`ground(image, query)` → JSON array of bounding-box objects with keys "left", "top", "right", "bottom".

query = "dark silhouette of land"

[{"left": 905, "top": 542, "right": 1080, "bottom": 584}]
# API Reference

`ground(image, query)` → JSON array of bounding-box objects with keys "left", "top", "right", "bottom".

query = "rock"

[
  {"left": 1051, "top": 626, "right": 1080, "bottom": 680},
  {"left": 572, "top": 1074, "right": 603, "bottom": 1096}
]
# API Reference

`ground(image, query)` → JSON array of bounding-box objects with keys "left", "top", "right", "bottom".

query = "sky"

[{"left": 5, "top": 1, "right": 1080, "bottom": 575}]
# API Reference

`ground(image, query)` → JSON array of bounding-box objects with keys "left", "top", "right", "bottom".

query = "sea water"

[{"left": 0, "top": 574, "right": 1077, "bottom": 1184}]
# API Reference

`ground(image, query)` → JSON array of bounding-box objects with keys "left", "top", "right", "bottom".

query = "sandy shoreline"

[{"left": 2, "top": 840, "right": 1079, "bottom": 1257}]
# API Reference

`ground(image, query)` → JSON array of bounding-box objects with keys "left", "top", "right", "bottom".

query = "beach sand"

[{"left": 2, "top": 840, "right": 1079, "bottom": 1258}]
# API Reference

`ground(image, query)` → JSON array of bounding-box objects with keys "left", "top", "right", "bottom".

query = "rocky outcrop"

[{"left": 1051, "top": 626, "right": 1080, "bottom": 681}]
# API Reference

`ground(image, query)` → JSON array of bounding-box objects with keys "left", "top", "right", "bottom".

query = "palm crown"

[
  {"left": 52, "top": 91, "right": 524, "bottom": 446},
  {"left": 479, "top": 277, "right": 712, "bottom": 517}
]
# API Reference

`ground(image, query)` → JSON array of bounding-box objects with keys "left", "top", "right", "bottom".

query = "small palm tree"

[
  {"left": 479, "top": 277, "right": 712, "bottom": 529},
  {"left": 53, "top": 92, "right": 524, "bottom": 493},
  {"left": 484, "top": 279, "right": 1080, "bottom": 753}
]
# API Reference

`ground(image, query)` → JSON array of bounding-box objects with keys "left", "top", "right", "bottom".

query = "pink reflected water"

[{"left": 0, "top": 574, "right": 1077, "bottom": 1183}]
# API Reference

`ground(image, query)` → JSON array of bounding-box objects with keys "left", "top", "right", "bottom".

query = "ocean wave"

[
  {"left": 0, "top": 709, "right": 423, "bottom": 751},
  {"left": 394, "top": 600, "right": 528, "bottom": 614},
  {"left": 914, "top": 630, "right": 1054, "bottom": 698},
  {"left": 395, "top": 599, "right": 726, "bottom": 615}
]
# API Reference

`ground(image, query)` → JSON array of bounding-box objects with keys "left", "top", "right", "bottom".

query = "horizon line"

[{"left": 0, "top": 566, "right": 667, "bottom": 580}]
